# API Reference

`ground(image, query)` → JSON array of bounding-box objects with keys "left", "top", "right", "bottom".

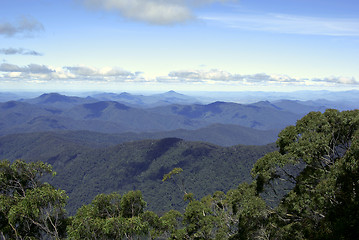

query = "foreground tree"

[
  {"left": 0, "top": 159, "right": 68, "bottom": 240},
  {"left": 67, "top": 190, "right": 167, "bottom": 239},
  {"left": 252, "top": 109, "right": 359, "bottom": 239},
  {"left": 162, "top": 109, "right": 359, "bottom": 239},
  {"left": 162, "top": 169, "right": 269, "bottom": 239}
]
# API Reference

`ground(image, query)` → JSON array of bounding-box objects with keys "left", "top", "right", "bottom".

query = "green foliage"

[
  {"left": 67, "top": 191, "right": 149, "bottom": 239},
  {"left": 160, "top": 209, "right": 183, "bottom": 233},
  {"left": 226, "top": 183, "right": 269, "bottom": 239},
  {"left": 252, "top": 109, "right": 359, "bottom": 239},
  {"left": 0, "top": 135, "right": 275, "bottom": 214},
  {"left": 120, "top": 190, "right": 146, "bottom": 218},
  {"left": 162, "top": 168, "right": 183, "bottom": 182},
  {"left": 0, "top": 159, "right": 68, "bottom": 239},
  {"left": 163, "top": 167, "right": 193, "bottom": 202},
  {"left": 67, "top": 191, "right": 176, "bottom": 240},
  {"left": 158, "top": 182, "right": 270, "bottom": 240}
]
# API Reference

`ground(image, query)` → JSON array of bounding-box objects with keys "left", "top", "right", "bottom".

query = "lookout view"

[{"left": 1, "top": 0, "right": 359, "bottom": 239}]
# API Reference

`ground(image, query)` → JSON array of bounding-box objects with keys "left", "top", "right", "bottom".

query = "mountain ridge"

[{"left": 1, "top": 91, "right": 357, "bottom": 145}]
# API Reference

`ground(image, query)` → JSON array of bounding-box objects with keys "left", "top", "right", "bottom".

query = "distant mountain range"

[
  {"left": 91, "top": 90, "right": 201, "bottom": 108},
  {"left": 23, "top": 92, "right": 98, "bottom": 109},
  {"left": 197, "top": 90, "right": 359, "bottom": 109},
  {"left": 147, "top": 101, "right": 301, "bottom": 130},
  {"left": 0, "top": 91, "right": 357, "bottom": 146},
  {"left": 2, "top": 90, "right": 359, "bottom": 109}
]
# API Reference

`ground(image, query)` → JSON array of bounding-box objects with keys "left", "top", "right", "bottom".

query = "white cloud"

[
  {"left": 0, "top": 63, "right": 144, "bottom": 82},
  {"left": 0, "top": 63, "right": 22, "bottom": 72},
  {"left": 80, "top": 0, "right": 235, "bottom": 25},
  {"left": 0, "top": 63, "right": 53, "bottom": 74},
  {"left": 0, "top": 16, "right": 44, "bottom": 37},
  {"left": 0, "top": 47, "right": 42, "bottom": 56},
  {"left": 201, "top": 13, "right": 359, "bottom": 36},
  {"left": 164, "top": 69, "right": 295, "bottom": 83},
  {"left": 1, "top": 64, "right": 357, "bottom": 87},
  {"left": 312, "top": 76, "right": 358, "bottom": 85},
  {"left": 159, "top": 69, "right": 358, "bottom": 86},
  {"left": 65, "top": 66, "right": 135, "bottom": 78},
  {"left": 168, "top": 69, "right": 232, "bottom": 81}
]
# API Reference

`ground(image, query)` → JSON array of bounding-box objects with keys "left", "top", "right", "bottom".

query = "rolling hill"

[
  {"left": 91, "top": 90, "right": 201, "bottom": 108},
  {"left": 23, "top": 92, "right": 98, "bottom": 109},
  {"left": 0, "top": 133, "right": 276, "bottom": 214},
  {"left": 148, "top": 101, "right": 301, "bottom": 130}
]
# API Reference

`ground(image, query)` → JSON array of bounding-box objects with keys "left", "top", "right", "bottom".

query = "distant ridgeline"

[{"left": 2, "top": 91, "right": 357, "bottom": 146}]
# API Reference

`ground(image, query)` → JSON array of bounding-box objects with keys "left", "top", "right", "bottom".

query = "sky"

[{"left": 1, "top": 0, "right": 359, "bottom": 93}]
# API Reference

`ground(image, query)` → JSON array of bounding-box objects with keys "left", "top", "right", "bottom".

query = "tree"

[
  {"left": 67, "top": 191, "right": 161, "bottom": 240},
  {"left": 162, "top": 167, "right": 269, "bottom": 239},
  {"left": 226, "top": 183, "right": 269, "bottom": 239},
  {"left": 251, "top": 109, "right": 359, "bottom": 239},
  {"left": 120, "top": 190, "right": 146, "bottom": 218},
  {"left": 0, "top": 159, "right": 68, "bottom": 240}
]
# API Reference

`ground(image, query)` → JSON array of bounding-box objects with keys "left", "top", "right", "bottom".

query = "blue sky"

[{"left": 1, "top": 0, "right": 359, "bottom": 92}]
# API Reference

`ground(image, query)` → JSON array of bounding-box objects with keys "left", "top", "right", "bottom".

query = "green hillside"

[{"left": 0, "top": 133, "right": 275, "bottom": 214}]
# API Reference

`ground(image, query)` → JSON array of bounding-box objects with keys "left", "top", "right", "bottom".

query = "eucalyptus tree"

[
  {"left": 0, "top": 160, "right": 68, "bottom": 240},
  {"left": 252, "top": 109, "right": 359, "bottom": 239}
]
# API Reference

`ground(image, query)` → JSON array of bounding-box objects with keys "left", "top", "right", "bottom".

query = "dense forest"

[
  {"left": 1, "top": 109, "right": 359, "bottom": 239},
  {"left": 0, "top": 133, "right": 275, "bottom": 215}
]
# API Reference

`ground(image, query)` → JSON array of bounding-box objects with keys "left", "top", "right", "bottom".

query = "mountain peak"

[
  {"left": 38, "top": 93, "right": 75, "bottom": 103},
  {"left": 39, "top": 93, "right": 60, "bottom": 98},
  {"left": 164, "top": 90, "right": 183, "bottom": 96},
  {"left": 119, "top": 92, "right": 131, "bottom": 96},
  {"left": 118, "top": 92, "right": 137, "bottom": 100}
]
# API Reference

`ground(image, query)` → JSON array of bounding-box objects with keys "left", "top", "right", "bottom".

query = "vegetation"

[
  {"left": 0, "top": 135, "right": 274, "bottom": 215},
  {"left": 1, "top": 109, "right": 359, "bottom": 239},
  {"left": 0, "top": 160, "right": 68, "bottom": 239},
  {"left": 251, "top": 109, "right": 359, "bottom": 239}
]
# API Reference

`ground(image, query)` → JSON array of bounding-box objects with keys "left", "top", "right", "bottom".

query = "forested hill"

[
  {"left": 0, "top": 133, "right": 275, "bottom": 214},
  {"left": 0, "top": 128, "right": 277, "bottom": 155}
]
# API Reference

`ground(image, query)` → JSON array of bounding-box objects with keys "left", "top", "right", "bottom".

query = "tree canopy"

[
  {"left": 0, "top": 160, "right": 68, "bottom": 239},
  {"left": 251, "top": 109, "right": 359, "bottom": 239}
]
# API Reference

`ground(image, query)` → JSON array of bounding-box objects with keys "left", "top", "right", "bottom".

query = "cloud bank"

[
  {"left": 0, "top": 48, "right": 42, "bottom": 56},
  {"left": 0, "top": 64, "right": 357, "bottom": 87},
  {"left": 0, "top": 16, "right": 44, "bottom": 37},
  {"left": 0, "top": 63, "right": 144, "bottom": 82},
  {"left": 164, "top": 69, "right": 299, "bottom": 83},
  {"left": 160, "top": 69, "right": 358, "bottom": 86},
  {"left": 80, "top": 0, "right": 234, "bottom": 25},
  {"left": 0, "top": 63, "right": 53, "bottom": 74},
  {"left": 65, "top": 66, "right": 137, "bottom": 78}
]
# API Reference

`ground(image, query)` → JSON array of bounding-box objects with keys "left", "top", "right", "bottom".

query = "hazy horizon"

[{"left": 2, "top": 89, "right": 359, "bottom": 106}]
